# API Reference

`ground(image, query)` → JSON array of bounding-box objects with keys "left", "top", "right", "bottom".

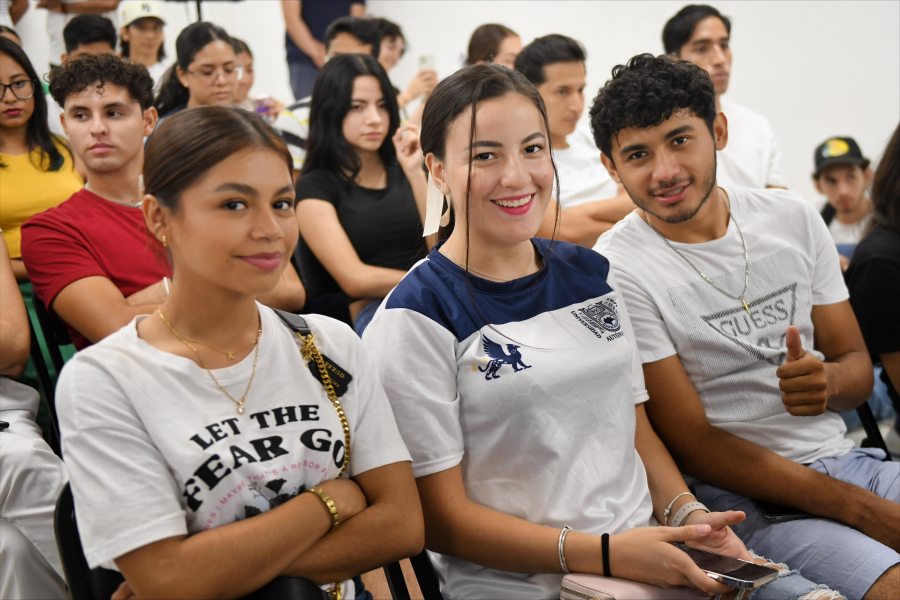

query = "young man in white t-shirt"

[
  {"left": 591, "top": 53, "right": 899, "bottom": 599},
  {"left": 514, "top": 34, "right": 632, "bottom": 247},
  {"left": 813, "top": 136, "right": 874, "bottom": 269},
  {"left": 663, "top": 4, "right": 785, "bottom": 189}
]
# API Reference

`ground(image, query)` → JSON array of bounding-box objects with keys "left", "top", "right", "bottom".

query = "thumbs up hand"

[{"left": 775, "top": 325, "right": 830, "bottom": 416}]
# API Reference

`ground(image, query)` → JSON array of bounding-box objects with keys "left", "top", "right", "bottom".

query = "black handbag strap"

[{"left": 274, "top": 308, "right": 312, "bottom": 336}]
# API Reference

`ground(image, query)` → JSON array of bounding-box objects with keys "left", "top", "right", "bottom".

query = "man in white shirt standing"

[
  {"left": 515, "top": 34, "right": 632, "bottom": 247},
  {"left": 663, "top": 4, "right": 785, "bottom": 189},
  {"left": 591, "top": 53, "right": 899, "bottom": 599}
]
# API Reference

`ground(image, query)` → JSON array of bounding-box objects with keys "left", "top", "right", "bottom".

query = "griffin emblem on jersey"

[{"left": 478, "top": 335, "right": 531, "bottom": 381}]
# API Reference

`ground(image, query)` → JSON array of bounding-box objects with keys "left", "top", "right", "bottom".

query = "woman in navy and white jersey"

[{"left": 361, "top": 65, "right": 756, "bottom": 599}]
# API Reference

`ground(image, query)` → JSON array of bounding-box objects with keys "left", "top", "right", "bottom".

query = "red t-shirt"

[{"left": 22, "top": 188, "right": 171, "bottom": 349}]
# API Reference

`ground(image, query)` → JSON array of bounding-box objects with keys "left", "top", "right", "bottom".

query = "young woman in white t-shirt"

[
  {"left": 362, "top": 64, "right": 755, "bottom": 599},
  {"left": 56, "top": 106, "right": 422, "bottom": 599}
]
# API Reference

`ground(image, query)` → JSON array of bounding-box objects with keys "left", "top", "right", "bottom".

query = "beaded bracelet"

[{"left": 307, "top": 486, "right": 340, "bottom": 528}]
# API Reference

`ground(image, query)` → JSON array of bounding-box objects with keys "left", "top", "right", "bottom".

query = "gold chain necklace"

[
  {"left": 642, "top": 193, "right": 752, "bottom": 313},
  {"left": 156, "top": 308, "right": 262, "bottom": 415}
]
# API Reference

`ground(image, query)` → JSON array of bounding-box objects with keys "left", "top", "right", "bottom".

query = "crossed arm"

[{"left": 116, "top": 462, "right": 422, "bottom": 599}]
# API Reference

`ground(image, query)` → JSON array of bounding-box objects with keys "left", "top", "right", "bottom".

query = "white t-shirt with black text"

[
  {"left": 595, "top": 186, "right": 853, "bottom": 464},
  {"left": 57, "top": 305, "right": 410, "bottom": 580}
]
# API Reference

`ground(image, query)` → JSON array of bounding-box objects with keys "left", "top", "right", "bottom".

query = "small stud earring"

[{"left": 160, "top": 234, "right": 167, "bottom": 247}]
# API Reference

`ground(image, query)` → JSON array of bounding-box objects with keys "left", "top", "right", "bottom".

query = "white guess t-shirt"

[
  {"left": 364, "top": 240, "right": 654, "bottom": 599},
  {"left": 57, "top": 305, "right": 410, "bottom": 572},
  {"left": 596, "top": 187, "right": 853, "bottom": 464}
]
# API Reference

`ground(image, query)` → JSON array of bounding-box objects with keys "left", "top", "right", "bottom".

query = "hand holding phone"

[{"left": 674, "top": 544, "right": 779, "bottom": 589}]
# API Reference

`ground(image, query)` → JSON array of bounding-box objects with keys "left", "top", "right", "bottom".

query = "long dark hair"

[
  {"left": 870, "top": 123, "right": 900, "bottom": 233},
  {"left": 0, "top": 38, "right": 67, "bottom": 171},
  {"left": 154, "top": 21, "right": 232, "bottom": 117},
  {"left": 302, "top": 53, "right": 399, "bottom": 181},
  {"left": 420, "top": 64, "right": 561, "bottom": 266},
  {"left": 145, "top": 106, "right": 292, "bottom": 212}
]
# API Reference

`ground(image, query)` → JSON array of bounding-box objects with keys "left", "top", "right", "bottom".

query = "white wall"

[{"left": 15, "top": 0, "right": 899, "bottom": 206}]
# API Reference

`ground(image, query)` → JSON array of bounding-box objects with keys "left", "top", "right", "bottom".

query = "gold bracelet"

[{"left": 307, "top": 486, "right": 340, "bottom": 528}]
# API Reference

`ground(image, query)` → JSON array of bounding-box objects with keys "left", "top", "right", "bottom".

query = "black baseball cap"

[{"left": 813, "top": 136, "right": 869, "bottom": 178}]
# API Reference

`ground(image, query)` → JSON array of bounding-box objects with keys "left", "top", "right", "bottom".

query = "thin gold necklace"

[
  {"left": 156, "top": 308, "right": 262, "bottom": 415},
  {"left": 642, "top": 192, "right": 752, "bottom": 313},
  {"left": 464, "top": 252, "right": 541, "bottom": 282}
]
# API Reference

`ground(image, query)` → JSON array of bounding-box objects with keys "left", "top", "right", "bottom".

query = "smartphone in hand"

[{"left": 674, "top": 544, "right": 779, "bottom": 589}]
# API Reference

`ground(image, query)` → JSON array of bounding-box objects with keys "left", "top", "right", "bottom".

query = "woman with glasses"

[
  {"left": 154, "top": 22, "right": 242, "bottom": 119},
  {"left": 0, "top": 38, "right": 81, "bottom": 281}
]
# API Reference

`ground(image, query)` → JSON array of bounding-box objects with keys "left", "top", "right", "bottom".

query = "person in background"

[
  {"left": 813, "top": 136, "right": 873, "bottom": 267},
  {"left": 37, "top": 0, "right": 120, "bottom": 68},
  {"left": 845, "top": 123, "right": 900, "bottom": 458},
  {"left": 55, "top": 105, "right": 422, "bottom": 600},
  {"left": 280, "top": 0, "right": 365, "bottom": 101},
  {"left": 373, "top": 17, "right": 436, "bottom": 115},
  {"left": 515, "top": 33, "right": 632, "bottom": 247},
  {"left": 663, "top": 4, "right": 786, "bottom": 189},
  {"left": 232, "top": 37, "right": 283, "bottom": 121},
  {"left": 47, "top": 13, "right": 118, "bottom": 137},
  {"left": 0, "top": 0, "right": 27, "bottom": 27},
  {"left": 465, "top": 23, "right": 521, "bottom": 69},
  {"left": 0, "top": 38, "right": 81, "bottom": 282},
  {"left": 0, "top": 240, "right": 68, "bottom": 600},
  {"left": 118, "top": 0, "right": 167, "bottom": 88},
  {"left": 24, "top": 53, "right": 304, "bottom": 350},
  {"left": 274, "top": 15, "right": 381, "bottom": 174},
  {"left": 295, "top": 54, "right": 426, "bottom": 333},
  {"left": 154, "top": 21, "right": 239, "bottom": 119}
]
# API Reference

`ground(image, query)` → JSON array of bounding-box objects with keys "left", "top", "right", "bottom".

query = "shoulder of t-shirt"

[
  {"left": 593, "top": 212, "right": 645, "bottom": 261},
  {"left": 22, "top": 187, "right": 87, "bottom": 231},
  {"left": 726, "top": 185, "right": 815, "bottom": 221},
  {"left": 720, "top": 99, "right": 775, "bottom": 131},
  {"left": 295, "top": 169, "right": 343, "bottom": 203}
]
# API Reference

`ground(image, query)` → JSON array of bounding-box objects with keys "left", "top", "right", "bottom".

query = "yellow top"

[{"left": 0, "top": 141, "right": 83, "bottom": 258}]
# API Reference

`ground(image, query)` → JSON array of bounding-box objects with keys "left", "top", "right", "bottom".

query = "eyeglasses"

[
  {"left": 0, "top": 79, "right": 36, "bottom": 100},
  {"left": 186, "top": 65, "right": 244, "bottom": 83}
]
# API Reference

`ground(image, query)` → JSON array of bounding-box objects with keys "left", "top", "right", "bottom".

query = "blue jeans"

[
  {"left": 288, "top": 60, "right": 319, "bottom": 101},
  {"left": 695, "top": 448, "right": 900, "bottom": 599},
  {"left": 352, "top": 300, "right": 381, "bottom": 337},
  {"left": 840, "top": 367, "right": 899, "bottom": 430}
]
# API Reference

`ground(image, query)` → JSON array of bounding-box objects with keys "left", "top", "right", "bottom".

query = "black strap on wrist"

[{"left": 601, "top": 532, "right": 611, "bottom": 577}]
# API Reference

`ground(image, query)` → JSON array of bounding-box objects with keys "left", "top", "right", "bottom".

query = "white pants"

[{"left": 1, "top": 379, "right": 68, "bottom": 599}]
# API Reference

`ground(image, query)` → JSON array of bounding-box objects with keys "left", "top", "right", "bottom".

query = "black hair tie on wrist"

[{"left": 601, "top": 533, "right": 611, "bottom": 577}]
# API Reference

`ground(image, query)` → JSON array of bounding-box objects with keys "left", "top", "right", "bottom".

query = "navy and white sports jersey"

[{"left": 363, "top": 239, "right": 654, "bottom": 599}]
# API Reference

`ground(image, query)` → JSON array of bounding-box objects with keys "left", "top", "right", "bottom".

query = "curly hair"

[
  {"left": 589, "top": 53, "right": 716, "bottom": 162},
  {"left": 49, "top": 53, "right": 154, "bottom": 110}
]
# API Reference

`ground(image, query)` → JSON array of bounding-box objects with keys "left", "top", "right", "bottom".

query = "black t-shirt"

[
  {"left": 295, "top": 165, "right": 426, "bottom": 309},
  {"left": 845, "top": 225, "right": 900, "bottom": 378}
]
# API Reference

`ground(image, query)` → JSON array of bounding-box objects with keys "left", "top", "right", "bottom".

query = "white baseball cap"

[{"left": 120, "top": 1, "right": 166, "bottom": 28}]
